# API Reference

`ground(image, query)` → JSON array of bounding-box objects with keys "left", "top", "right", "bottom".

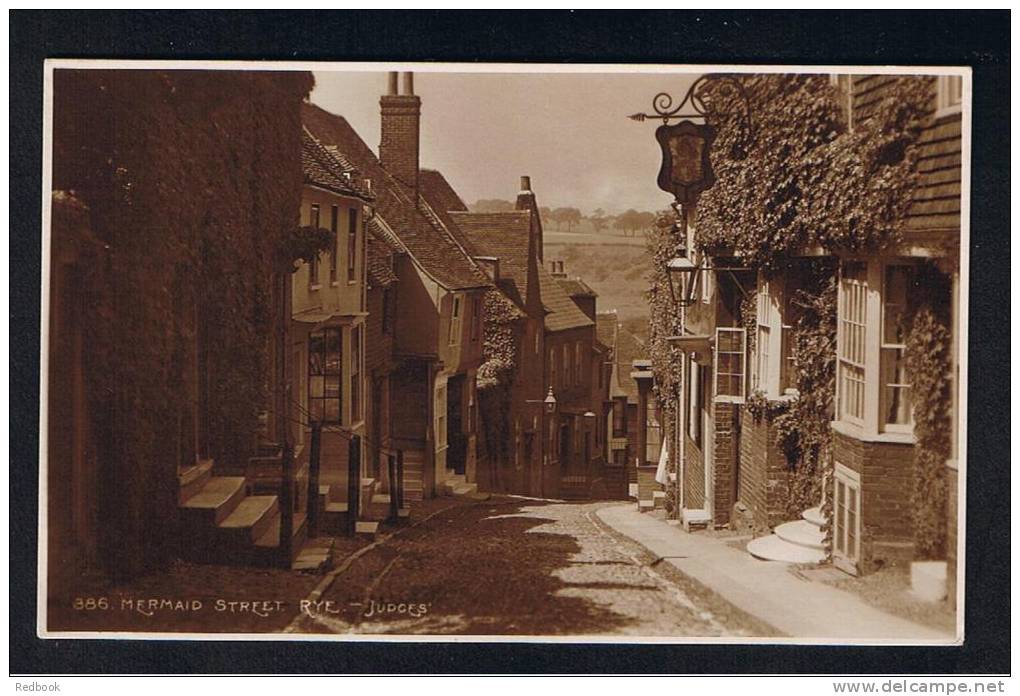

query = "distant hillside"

[{"left": 543, "top": 235, "right": 652, "bottom": 333}]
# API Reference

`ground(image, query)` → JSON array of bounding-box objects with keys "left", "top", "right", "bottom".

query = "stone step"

[
  {"left": 775, "top": 520, "right": 826, "bottom": 550},
  {"left": 638, "top": 499, "right": 655, "bottom": 512},
  {"left": 292, "top": 536, "right": 335, "bottom": 573},
  {"left": 652, "top": 491, "right": 667, "bottom": 509},
  {"left": 802, "top": 506, "right": 825, "bottom": 528},
  {"left": 747, "top": 533, "right": 826, "bottom": 565},
  {"left": 253, "top": 512, "right": 308, "bottom": 563},
  {"left": 178, "top": 460, "right": 214, "bottom": 504},
  {"left": 216, "top": 495, "right": 279, "bottom": 544},
  {"left": 180, "top": 476, "right": 247, "bottom": 525},
  {"left": 355, "top": 521, "right": 379, "bottom": 538}
]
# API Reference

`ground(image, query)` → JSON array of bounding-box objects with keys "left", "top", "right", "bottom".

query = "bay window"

[
  {"left": 308, "top": 326, "right": 341, "bottom": 424},
  {"left": 881, "top": 265, "right": 916, "bottom": 431}
]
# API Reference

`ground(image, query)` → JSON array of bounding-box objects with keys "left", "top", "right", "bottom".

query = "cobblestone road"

[{"left": 291, "top": 497, "right": 780, "bottom": 637}]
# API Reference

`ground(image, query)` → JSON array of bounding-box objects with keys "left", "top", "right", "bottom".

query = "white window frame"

[
  {"left": 435, "top": 383, "right": 448, "bottom": 450},
  {"left": 935, "top": 75, "right": 963, "bottom": 119},
  {"left": 837, "top": 262, "right": 868, "bottom": 426},
  {"left": 687, "top": 355, "right": 701, "bottom": 442},
  {"left": 833, "top": 462, "right": 862, "bottom": 575},
  {"left": 714, "top": 327, "right": 746, "bottom": 401},
  {"left": 880, "top": 264, "right": 915, "bottom": 434},
  {"left": 448, "top": 294, "right": 462, "bottom": 345}
]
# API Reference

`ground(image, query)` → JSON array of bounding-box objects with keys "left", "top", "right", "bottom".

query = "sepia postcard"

[{"left": 39, "top": 60, "right": 970, "bottom": 644}]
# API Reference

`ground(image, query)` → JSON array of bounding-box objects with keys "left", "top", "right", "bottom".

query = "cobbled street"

[{"left": 289, "top": 497, "right": 780, "bottom": 637}]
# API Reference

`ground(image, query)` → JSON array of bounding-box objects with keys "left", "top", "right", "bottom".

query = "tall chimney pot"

[
  {"left": 520, "top": 175, "right": 532, "bottom": 192},
  {"left": 402, "top": 72, "right": 414, "bottom": 95},
  {"left": 387, "top": 72, "right": 399, "bottom": 95}
]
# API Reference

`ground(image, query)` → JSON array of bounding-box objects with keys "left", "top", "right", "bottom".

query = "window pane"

[
  {"left": 309, "top": 332, "right": 324, "bottom": 375},
  {"left": 308, "top": 398, "right": 323, "bottom": 423},
  {"left": 324, "top": 375, "right": 340, "bottom": 398},
  {"left": 309, "top": 376, "right": 325, "bottom": 399},
  {"left": 324, "top": 397, "right": 340, "bottom": 423}
]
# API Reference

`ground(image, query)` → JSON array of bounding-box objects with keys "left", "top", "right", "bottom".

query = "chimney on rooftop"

[
  {"left": 380, "top": 71, "right": 421, "bottom": 200},
  {"left": 515, "top": 174, "right": 545, "bottom": 263}
]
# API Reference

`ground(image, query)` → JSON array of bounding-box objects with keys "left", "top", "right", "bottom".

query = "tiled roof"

[
  {"left": 366, "top": 220, "right": 399, "bottom": 287},
  {"left": 557, "top": 277, "right": 598, "bottom": 298},
  {"left": 302, "top": 103, "right": 490, "bottom": 291},
  {"left": 538, "top": 263, "right": 594, "bottom": 333},
  {"left": 449, "top": 211, "right": 533, "bottom": 308},
  {"left": 301, "top": 128, "right": 373, "bottom": 200}
]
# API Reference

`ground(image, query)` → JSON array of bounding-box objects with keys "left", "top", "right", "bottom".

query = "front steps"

[
  {"left": 178, "top": 460, "right": 316, "bottom": 569},
  {"left": 746, "top": 505, "right": 827, "bottom": 565},
  {"left": 441, "top": 469, "right": 490, "bottom": 500}
]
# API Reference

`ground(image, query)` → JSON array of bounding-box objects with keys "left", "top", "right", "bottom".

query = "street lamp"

[
  {"left": 542, "top": 387, "right": 557, "bottom": 415},
  {"left": 666, "top": 255, "right": 699, "bottom": 309}
]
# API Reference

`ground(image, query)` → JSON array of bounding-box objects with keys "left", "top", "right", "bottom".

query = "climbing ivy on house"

[
  {"left": 695, "top": 75, "right": 931, "bottom": 271},
  {"left": 477, "top": 289, "right": 522, "bottom": 479},
  {"left": 904, "top": 266, "right": 953, "bottom": 559},
  {"left": 772, "top": 270, "right": 838, "bottom": 527},
  {"left": 51, "top": 69, "right": 314, "bottom": 577},
  {"left": 645, "top": 211, "right": 684, "bottom": 516}
]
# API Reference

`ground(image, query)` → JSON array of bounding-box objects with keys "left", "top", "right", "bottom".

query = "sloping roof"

[
  {"left": 449, "top": 211, "right": 533, "bottom": 308},
  {"left": 366, "top": 222, "right": 399, "bottom": 287},
  {"left": 538, "top": 263, "right": 594, "bottom": 333},
  {"left": 557, "top": 277, "right": 598, "bottom": 298},
  {"left": 596, "top": 312, "right": 646, "bottom": 402},
  {"left": 302, "top": 103, "right": 490, "bottom": 291},
  {"left": 420, "top": 169, "right": 469, "bottom": 216},
  {"left": 301, "top": 128, "right": 373, "bottom": 200}
]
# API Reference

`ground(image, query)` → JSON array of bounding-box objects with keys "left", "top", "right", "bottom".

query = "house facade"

[
  {"left": 666, "top": 74, "right": 962, "bottom": 598},
  {"left": 47, "top": 70, "right": 314, "bottom": 593},
  {"left": 302, "top": 72, "right": 492, "bottom": 502},
  {"left": 286, "top": 130, "right": 376, "bottom": 528}
]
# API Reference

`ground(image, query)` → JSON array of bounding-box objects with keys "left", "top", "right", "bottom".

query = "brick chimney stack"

[
  {"left": 380, "top": 71, "right": 421, "bottom": 199},
  {"left": 515, "top": 175, "right": 545, "bottom": 262}
]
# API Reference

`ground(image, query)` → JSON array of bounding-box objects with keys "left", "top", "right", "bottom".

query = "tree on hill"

[
  {"left": 472, "top": 198, "right": 515, "bottom": 213},
  {"left": 614, "top": 209, "right": 656, "bottom": 236},
  {"left": 553, "top": 206, "right": 583, "bottom": 232},
  {"left": 588, "top": 208, "right": 612, "bottom": 234}
]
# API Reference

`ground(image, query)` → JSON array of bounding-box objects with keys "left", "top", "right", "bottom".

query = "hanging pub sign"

[{"left": 655, "top": 120, "right": 717, "bottom": 207}]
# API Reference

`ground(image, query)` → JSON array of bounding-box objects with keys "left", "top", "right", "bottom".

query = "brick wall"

[
  {"left": 833, "top": 428, "right": 916, "bottom": 572},
  {"left": 737, "top": 407, "right": 792, "bottom": 534}
]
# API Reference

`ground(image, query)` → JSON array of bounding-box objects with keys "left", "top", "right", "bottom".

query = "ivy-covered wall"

[{"left": 51, "top": 69, "right": 313, "bottom": 578}]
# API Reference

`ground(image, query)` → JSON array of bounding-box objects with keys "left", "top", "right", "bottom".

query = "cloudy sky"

[{"left": 311, "top": 68, "right": 700, "bottom": 215}]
